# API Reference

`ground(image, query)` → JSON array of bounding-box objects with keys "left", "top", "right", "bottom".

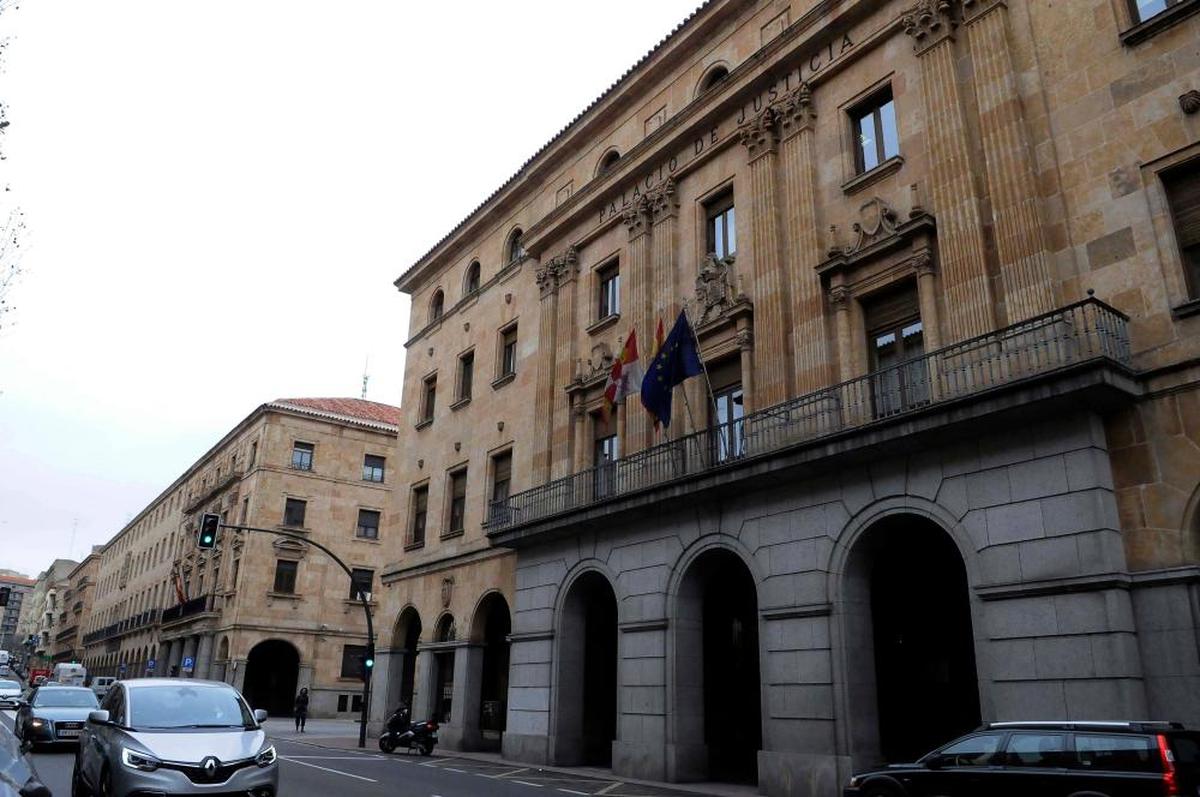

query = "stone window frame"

[
  {"left": 505, "top": 226, "right": 526, "bottom": 266},
  {"left": 443, "top": 464, "right": 469, "bottom": 540},
  {"left": 417, "top": 370, "right": 438, "bottom": 429},
  {"left": 452, "top": 347, "right": 475, "bottom": 409},
  {"left": 595, "top": 147, "right": 622, "bottom": 178},
  {"left": 1118, "top": 0, "right": 1200, "bottom": 45},
  {"left": 354, "top": 507, "right": 382, "bottom": 541},
  {"left": 487, "top": 446, "right": 514, "bottom": 508},
  {"left": 429, "top": 288, "right": 445, "bottom": 324},
  {"left": 697, "top": 178, "right": 737, "bottom": 263},
  {"left": 695, "top": 61, "right": 731, "bottom": 98},
  {"left": 463, "top": 260, "right": 481, "bottom": 298},
  {"left": 595, "top": 255, "right": 621, "bottom": 325},
  {"left": 840, "top": 74, "right": 904, "bottom": 193},
  {"left": 405, "top": 481, "right": 431, "bottom": 551},
  {"left": 494, "top": 320, "right": 520, "bottom": 387},
  {"left": 1140, "top": 144, "right": 1200, "bottom": 318}
]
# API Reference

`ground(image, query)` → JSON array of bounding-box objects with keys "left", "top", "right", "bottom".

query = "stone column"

[
  {"left": 532, "top": 260, "right": 558, "bottom": 483},
  {"left": 739, "top": 107, "right": 792, "bottom": 408},
  {"left": 166, "top": 638, "right": 183, "bottom": 677},
  {"left": 903, "top": 2, "right": 995, "bottom": 341},
  {"left": 830, "top": 285, "right": 855, "bottom": 383},
  {"left": 648, "top": 179, "right": 685, "bottom": 434},
  {"left": 964, "top": 0, "right": 1056, "bottom": 322},
  {"left": 230, "top": 658, "right": 247, "bottom": 691},
  {"left": 736, "top": 326, "right": 755, "bottom": 414},
  {"left": 775, "top": 83, "right": 832, "bottom": 394},
  {"left": 623, "top": 198, "right": 654, "bottom": 453},
  {"left": 448, "top": 643, "right": 484, "bottom": 751},
  {"left": 367, "top": 650, "right": 394, "bottom": 736},
  {"left": 572, "top": 404, "right": 589, "bottom": 475},
  {"left": 411, "top": 648, "right": 436, "bottom": 723},
  {"left": 550, "top": 248, "right": 580, "bottom": 479},
  {"left": 194, "top": 633, "right": 214, "bottom": 681},
  {"left": 914, "top": 252, "right": 942, "bottom": 351}
]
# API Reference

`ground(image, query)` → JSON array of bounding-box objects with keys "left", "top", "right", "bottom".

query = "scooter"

[{"left": 378, "top": 705, "right": 438, "bottom": 756}]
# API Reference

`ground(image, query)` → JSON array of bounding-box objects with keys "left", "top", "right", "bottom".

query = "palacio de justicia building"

[{"left": 373, "top": 0, "right": 1200, "bottom": 794}]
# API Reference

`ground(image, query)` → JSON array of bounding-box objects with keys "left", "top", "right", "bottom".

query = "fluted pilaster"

[
  {"left": 550, "top": 247, "right": 580, "bottom": 479},
  {"left": 623, "top": 198, "right": 654, "bottom": 453},
  {"left": 904, "top": 0, "right": 996, "bottom": 341},
  {"left": 776, "top": 83, "right": 831, "bottom": 394},
  {"left": 965, "top": 0, "right": 1056, "bottom": 322},
  {"left": 532, "top": 260, "right": 558, "bottom": 482},
  {"left": 739, "top": 107, "right": 792, "bottom": 408}
]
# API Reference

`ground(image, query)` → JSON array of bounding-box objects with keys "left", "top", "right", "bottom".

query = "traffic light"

[
  {"left": 362, "top": 644, "right": 375, "bottom": 680},
  {"left": 197, "top": 513, "right": 220, "bottom": 550},
  {"left": 0, "top": 586, "right": 9, "bottom": 607}
]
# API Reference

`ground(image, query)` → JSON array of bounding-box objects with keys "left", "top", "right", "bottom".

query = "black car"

[
  {"left": 14, "top": 685, "right": 99, "bottom": 748},
  {"left": 845, "top": 721, "right": 1200, "bottom": 797},
  {"left": 0, "top": 721, "right": 50, "bottom": 797}
]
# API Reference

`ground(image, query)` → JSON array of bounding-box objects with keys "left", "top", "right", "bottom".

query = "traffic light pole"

[{"left": 216, "top": 523, "right": 374, "bottom": 749}]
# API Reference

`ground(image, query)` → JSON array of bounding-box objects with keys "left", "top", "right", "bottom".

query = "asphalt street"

[{"left": 1, "top": 710, "right": 735, "bottom": 797}]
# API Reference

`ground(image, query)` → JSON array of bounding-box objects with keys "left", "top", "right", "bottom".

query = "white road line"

[
  {"left": 595, "top": 783, "right": 624, "bottom": 795},
  {"left": 445, "top": 767, "right": 467, "bottom": 773},
  {"left": 486, "top": 766, "right": 530, "bottom": 779},
  {"left": 279, "top": 757, "right": 378, "bottom": 782},
  {"left": 513, "top": 781, "right": 545, "bottom": 788},
  {"left": 557, "top": 790, "right": 591, "bottom": 796},
  {"left": 280, "top": 755, "right": 385, "bottom": 760}
]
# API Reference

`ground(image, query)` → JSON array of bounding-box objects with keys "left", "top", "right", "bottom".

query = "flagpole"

[{"left": 682, "top": 300, "right": 721, "bottom": 422}]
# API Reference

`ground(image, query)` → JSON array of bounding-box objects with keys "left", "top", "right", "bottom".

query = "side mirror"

[
  {"left": 253, "top": 709, "right": 268, "bottom": 723},
  {"left": 87, "top": 710, "right": 110, "bottom": 725},
  {"left": 18, "top": 780, "right": 52, "bottom": 797}
]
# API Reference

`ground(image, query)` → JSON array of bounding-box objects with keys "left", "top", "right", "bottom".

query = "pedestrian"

[{"left": 294, "top": 687, "right": 309, "bottom": 733}]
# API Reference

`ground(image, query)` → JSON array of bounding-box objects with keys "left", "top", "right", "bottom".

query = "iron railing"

[
  {"left": 160, "top": 593, "right": 211, "bottom": 624},
  {"left": 82, "top": 608, "right": 160, "bottom": 646},
  {"left": 485, "top": 298, "right": 1131, "bottom": 533}
]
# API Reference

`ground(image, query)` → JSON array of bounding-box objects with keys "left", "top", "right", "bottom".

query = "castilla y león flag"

[{"left": 602, "top": 330, "right": 644, "bottom": 422}]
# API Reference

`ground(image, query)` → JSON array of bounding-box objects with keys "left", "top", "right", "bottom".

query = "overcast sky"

[{"left": 0, "top": 0, "right": 702, "bottom": 577}]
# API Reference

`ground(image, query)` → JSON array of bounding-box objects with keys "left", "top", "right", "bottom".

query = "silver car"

[{"left": 71, "top": 679, "right": 277, "bottom": 797}]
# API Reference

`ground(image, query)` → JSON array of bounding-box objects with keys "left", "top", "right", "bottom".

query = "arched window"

[
  {"left": 429, "top": 289, "right": 445, "bottom": 323},
  {"left": 464, "top": 261, "right": 481, "bottom": 295},
  {"left": 506, "top": 229, "right": 525, "bottom": 265},
  {"left": 698, "top": 64, "right": 730, "bottom": 96},
  {"left": 597, "top": 149, "right": 621, "bottom": 177}
]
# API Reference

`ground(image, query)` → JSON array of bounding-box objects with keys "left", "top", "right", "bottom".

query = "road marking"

[
  {"left": 445, "top": 767, "right": 467, "bottom": 773},
  {"left": 281, "top": 755, "right": 385, "bottom": 760},
  {"left": 487, "top": 766, "right": 530, "bottom": 779},
  {"left": 279, "top": 757, "right": 378, "bottom": 782},
  {"left": 595, "top": 783, "right": 624, "bottom": 795},
  {"left": 513, "top": 781, "right": 545, "bottom": 788},
  {"left": 557, "top": 790, "right": 591, "bottom": 796}
]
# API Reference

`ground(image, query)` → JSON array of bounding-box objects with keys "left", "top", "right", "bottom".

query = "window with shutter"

[{"left": 1163, "top": 159, "right": 1200, "bottom": 298}]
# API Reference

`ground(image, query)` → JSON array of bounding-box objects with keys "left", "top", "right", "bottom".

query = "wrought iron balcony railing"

[
  {"left": 485, "top": 298, "right": 1131, "bottom": 534},
  {"left": 81, "top": 608, "right": 160, "bottom": 646},
  {"left": 160, "top": 593, "right": 211, "bottom": 624}
]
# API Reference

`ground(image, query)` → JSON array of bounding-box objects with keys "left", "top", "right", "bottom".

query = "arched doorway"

[
  {"left": 243, "top": 639, "right": 300, "bottom": 717},
  {"left": 554, "top": 571, "right": 617, "bottom": 767},
  {"left": 433, "top": 615, "right": 456, "bottom": 724},
  {"left": 672, "top": 548, "right": 761, "bottom": 784},
  {"left": 473, "top": 593, "right": 511, "bottom": 751},
  {"left": 389, "top": 608, "right": 421, "bottom": 713},
  {"left": 843, "top": 514, "right": 980, "bottom": 767}
]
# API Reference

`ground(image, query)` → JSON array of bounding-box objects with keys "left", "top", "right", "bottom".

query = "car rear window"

[
  {"left": 1170, "top": 734, "right": 1200, "bottom": 765},
  {"left": 1074, "top": 734, "right": 1159, "bottom": 772}
]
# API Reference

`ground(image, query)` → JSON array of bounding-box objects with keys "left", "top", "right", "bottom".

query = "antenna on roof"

[{"left": 361, "top": 357, "right": 370, "bottom": 400}]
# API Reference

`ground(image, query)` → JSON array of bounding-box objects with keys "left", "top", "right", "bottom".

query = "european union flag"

[{"left": 640, "top": 310, "right": 703, "bottom": 428}]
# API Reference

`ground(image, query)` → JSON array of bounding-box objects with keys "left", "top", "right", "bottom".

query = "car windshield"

[
  {"left": 129, "top": 685, "right": 255, "bottom": 729},
  {"left": 0, "top": 681, "right": 19, "bottom": 690},
  {"left": 32, "top": 689, "right": 99, "bottom": 708}
]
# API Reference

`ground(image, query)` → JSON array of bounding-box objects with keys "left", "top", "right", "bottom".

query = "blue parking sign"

[
  {"left": 146, "top": 659, "right": 156, "bottom": 671},
  {"left": 182, "top": 656, "right": 195, "bottom": 672}
]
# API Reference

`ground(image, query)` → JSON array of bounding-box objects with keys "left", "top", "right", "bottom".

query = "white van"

[
  {"left": 91, "top": 675, "right": 117, "bottom": 699},
  {"left": 52, "top": 662, "right": 87, "bottom": 686}
]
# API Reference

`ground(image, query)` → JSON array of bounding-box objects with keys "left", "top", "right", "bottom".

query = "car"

[
  {"left": 0, "top": 721, "right": 51, "bottom": 797},
  {"left": 90, "top": 677, "right": 116, "bottom": 701},
  {"left": 0, "top": 680, "right": 21, "bottom": 709},
  {"left": 14, "top": 685, "right": 100, "bottom": 747},
  {"left": 72, "top": 678, "right": 277, "bottom": 797},
  {"left": 844, "top": 721, "right": 1200, "bottom": 797}
]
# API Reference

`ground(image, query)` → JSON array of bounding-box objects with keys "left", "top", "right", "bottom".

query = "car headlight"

[
  {"left": 27, "top": 718, "right": 45, "bottom": 727},
  {"left": 847, "top": 775, "right": 863, "bottom": 788},
  {"left": 121, "top": 748, "right": 161, "bottom": 772},
  {"left": 255, "top": 745, "right": 277, "bottom": 767}
]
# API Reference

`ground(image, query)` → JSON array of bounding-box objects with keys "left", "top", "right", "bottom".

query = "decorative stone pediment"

[
  {"left": 273, "top": 537, "right": 308, "bottom": 560},
  {"left": 830, "top": 197, "right": 901, "bottom": 258},
  {"left": 817, "top": 189, "right": 937, "bottom": 283}
]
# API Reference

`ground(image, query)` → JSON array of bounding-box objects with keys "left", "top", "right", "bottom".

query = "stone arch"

[
  {"left": 429, "top": 288, "right": 445, "bottom": 323},
  {"left": 505, "top": 227, "right": 525, "bottom": 265},
  {"left": 243, "top": 638, "right": 301, "bottom": 717},
  {"left": 832, "top": 504, "right": 982, "bottom": 770},
  {"left": 595, "top": 147, "right": 621, "bottom": 178},
  {"left": 552, "top": 565, "right": 619, "bottom": 767},
  {"left": 695, "top": 61, "right": 731, "bottom": 97},
  {"left": 666, "top": 539, "right": 763, "bottom": 784},
  {"left": 386, "top": 606, "right": 422, "bottom": 713},
  {"left": 466, "top": 591, "right": 512, "bottom": 751},
  {"left": 464, "top": 260, "right": 481, "bottom": 296}
]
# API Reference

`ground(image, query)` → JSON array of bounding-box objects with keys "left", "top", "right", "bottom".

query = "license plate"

[{"left": 56, "top": 729, "right": 80, "bottom": 738}]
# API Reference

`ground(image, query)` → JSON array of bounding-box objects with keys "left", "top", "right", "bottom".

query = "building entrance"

[
  {"left": 243, "top": 639, "right": 300, "bottom": 717},
  {"left": 554, "top": 571, "right": 617, "bottom": 767}
]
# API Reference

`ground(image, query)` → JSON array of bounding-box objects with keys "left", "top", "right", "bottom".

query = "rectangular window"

[
  {"left": 421, "top": 375, "right": 437, "bottom": 423},
  {"left": 249, "top": 441, "right": 257, "bottom": 466},
  {"left": 864, "top": 282, "right": 928, "bottom": 417},
  {"left": 1004, "top": 733, "right": 1070, "bottom": 768},
  {"left": 1163, "top": 159, "right": 1200, "bottom": 298},
  {"left": 706, "top": 193, "right": 736, "bottom": 259},
  {"left": 1074, "top": 733, "right": 1157, "bottom": 772},
  {"left": 1130, "top": 0, "right": 1185, "bottom": 22},
  {"left": 852, "top": 86, "right": 900, "bottom": 174},
  {"left": 291, "top": 442, "right": 314, "bottom": 471},
  {"left": 409, "top": 485, "right": 428, "bottom": 547},
  {"left": 709, "top": 357, "right": 745, "bottom": 462},
  {"left": 356, "top": 508, "right": 381, "bottom": 540},
  {"left": 348, "top": 568, "right": 373, "bottom": 600},
  {"left": 500, "top": 324, "right": 518, "bottom": 378},
  {"left": 597, "top": 260, "right": 620, "bottom": 319},
  {"left": 593, "top": 424, "right": 619, "bottom": 498},
  {"left": 447, "top": 469, "right": 468, "bottom": 535},
  {"left": 337, "top": 694, "right": 348, "bottom": 712},
  {"left": 490, "top": 451, "right": 512, "bottom": 505},
  {"left": 458, "top": 351, "right": 475, "bottom": 402},
  {"left": 340, "top": 644, "right": 367, "bottom": 679},
  {"left": 272, "top": 560, "right": 297, "bottom": 594},
  {"left": 283, "top": 497, "right": 307, "bottom": 528},
  {"left": 362, "top": 454, "right": 385, "bottom": 483}
]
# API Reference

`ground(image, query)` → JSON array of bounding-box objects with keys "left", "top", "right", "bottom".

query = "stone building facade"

[
  {"left": 17, "top": 559, "right": 78, "bottom": 670},
  {"left": 0, "top": 573, "right": 36, "bottom": 661},
  {"left": 50, "top": 550, "right": 101, "bottom": 663},
  {"left": 81, "top": 397, "right": 400, "bottom": 718},
  {"left": 381, "top": 0, "right": 1200, "bottom": 794}
]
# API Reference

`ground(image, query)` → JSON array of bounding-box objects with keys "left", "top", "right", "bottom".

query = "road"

[{"left": 1, "top": 711, "right": 729, "bottom": 797}]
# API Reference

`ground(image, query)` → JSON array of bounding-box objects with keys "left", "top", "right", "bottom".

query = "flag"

[
  {"left": 640, "top": 310, "right": 704, "bottom": 428},
  {"left": 172, "top": 566, "right": 188, "bottom": 605},
  {"left": 602, "top": 330, "right": 644, "bottom": 422}
]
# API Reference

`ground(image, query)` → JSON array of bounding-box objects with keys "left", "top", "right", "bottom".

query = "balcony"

[
  {"left": 160, "top": 594, "right": 212, "bottom": 624},
  {"left": 486, "top": 298, "right": 1136, "bottom": 539},
  {"left": 81, "top": 608, "right": 160, "bottom": 647}
]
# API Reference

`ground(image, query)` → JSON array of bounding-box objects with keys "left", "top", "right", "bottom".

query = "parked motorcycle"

[{"left": 378, "top": 705, "right": 438, "bottom": 755}]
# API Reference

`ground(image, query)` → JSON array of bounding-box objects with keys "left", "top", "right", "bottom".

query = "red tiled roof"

[{"left": 272, "top": 397, "right": 402, "bottom": 427}]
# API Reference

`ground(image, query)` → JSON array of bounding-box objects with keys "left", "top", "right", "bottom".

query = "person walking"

[{"left": 293, "top": 687, "right": 309, "bottom": 733}]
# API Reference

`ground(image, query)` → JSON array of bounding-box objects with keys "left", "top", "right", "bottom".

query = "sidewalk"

[{"left": 262, "top": 718, "right": 758, "bottom": 797}]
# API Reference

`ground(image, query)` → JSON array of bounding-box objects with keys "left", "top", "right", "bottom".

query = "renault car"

[{"left": 71, "top": 679, "right": 277, "bottom": 797}]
